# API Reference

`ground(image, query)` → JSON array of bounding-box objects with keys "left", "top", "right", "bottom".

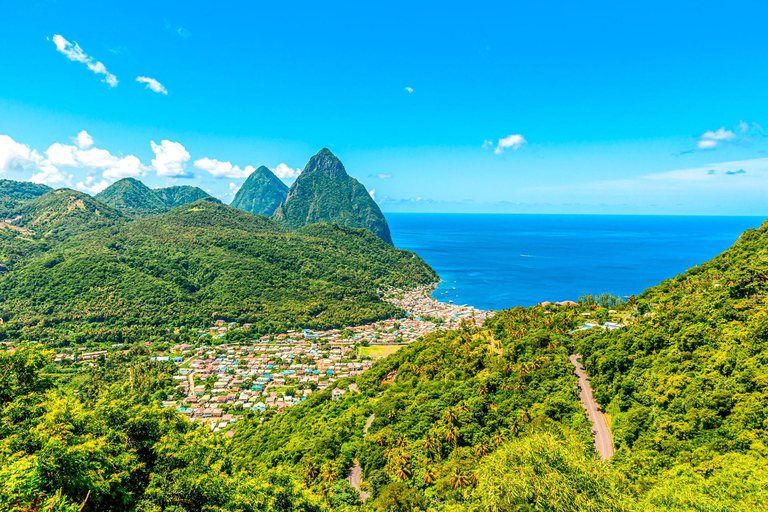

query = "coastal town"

[{"left": 51, "top": 286, "right": 494, "bottom": 432}]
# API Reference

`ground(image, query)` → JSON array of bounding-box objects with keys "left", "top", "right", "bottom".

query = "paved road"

[
  {"left": 569, "top": 354, "right": 614, "bottom": 459},
  {"left": 347, "top": 414, "right": 375, "bottom": 502}
]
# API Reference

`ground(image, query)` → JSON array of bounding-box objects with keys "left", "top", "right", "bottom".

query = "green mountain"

[
  {"left": 0, "top": 179, "right": 52, "bottom": 218},
  {"left": 272, "top": 148, "right": 393, "bottom": 244},
  {"left": 154, "top": 185, "right": 214, "bottom": 208},
  {"left": 0, "top": 200, "right": 436, "bottom": 341},
  {"left": 230, "top": 166, "right": 288, "bottom": 216},
  {"left": 96, "top": 177, "right": 168, "bottom": 217},
  {"left": 13, "top": 188, "right": 123, "bottom": 238}
]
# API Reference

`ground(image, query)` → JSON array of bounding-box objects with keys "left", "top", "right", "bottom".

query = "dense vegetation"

[
  {"left": 96, "top": 177, "right": 169, "bottom": 217},
  {"left": 0, "top": 179, "right": 51, "bottom": 218},
  {"left": 1, "top": 177, "right": 767, "bottom": 510},
  {"left": 0, "top": 197, "right": 437, "bottom": 345},
  {"left": 96, "top": 178, "right": 215, "bottom": 217},
  {"left": 573, "top": 220, "right": 768, "bottom": 507},
  {"left": 273, "top": 149, "right": 393, "bottom": 245},
  {"left": 155, "top": 185, "right": 213, "bottom": 208},
  {"left": 230, "top": 165, "right": 289, "bottom": 216}
]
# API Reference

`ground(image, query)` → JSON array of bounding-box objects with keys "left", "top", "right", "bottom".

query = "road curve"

[
  {"left": 569, "top": 354, "right": 614, "bottom": 459},
  {"left": 347, "top": 414, "right": 375, "bottom": 502}
]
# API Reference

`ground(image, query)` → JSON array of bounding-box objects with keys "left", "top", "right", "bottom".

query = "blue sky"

[{"left": 1, "top": 0, "right": 768, "bottom": 214}]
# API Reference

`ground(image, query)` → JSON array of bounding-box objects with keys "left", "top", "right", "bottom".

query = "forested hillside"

[
  {"left": 0, "top": 179, "right": 51, "bottom": 217},
  {"left": 0, "top": 198, "right": 437, "bottom": 344},
  {"left": 573, "top": 220, "right": 768, "bottom": 508}
]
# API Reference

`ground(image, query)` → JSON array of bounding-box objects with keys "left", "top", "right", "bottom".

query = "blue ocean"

[{"left": 387, "top": 214, "right": 766, "bottom": 311}]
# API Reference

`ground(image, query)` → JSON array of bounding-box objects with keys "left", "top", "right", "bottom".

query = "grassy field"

[{"left": 358, "top": 344, "right": 404, "bottom": 358}]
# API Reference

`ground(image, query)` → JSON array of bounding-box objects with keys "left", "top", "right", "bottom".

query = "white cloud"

[
  {"left": 369, "top": 189, "right": 376, "bottom": 200},
  {"left": 494, "top": 134, "right": 527, "bottom": 154},
  {"left": 372, "top": 173, "right": 392, "bottom": 179},
  {"left": 151, "top": 140, "right": 191, "bottom": 177},
  {"left": 76, "top": 176, "right": 111, "bottom": 194},
  {"left": 194, "top": 158, "right": 252, "bottom": 179},
  {"left": 51, "top": 34, "right": 118, "bottom": 87},
  {"left": 103, "top": 154, "right": 144, "bottom": 180},
  {"left": 405, "top": 87, "right": 413, "bottom": 93},
  {"left": 136, "top": 76, "right": 168, "bottom": 95},
  {"left": 0, "top": 135, "right": 44, "bottom": 173},
  {"left": 30, "top": 160, "right": 72, "bottom": 187},
  {"left": 74, "top": 130, "right": 94, "bottom": 149},
  {"left": 270, "top": 163, "right": 301, "bottom": 179},
  {"left": 45, "top": 143, "right": 79, "bottom": 167},
  {"left": 482, "top": 139, "right": 494, "bottom": 150},
  {"left": 697, "top": 127, "right": 736, "bottom": 150}
]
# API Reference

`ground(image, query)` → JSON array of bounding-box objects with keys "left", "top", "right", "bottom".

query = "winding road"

[
  {"left": 347, "top": 414, "right": 375, "bottom": 502},
  {"left": 569, "top": 354, "right": 614, "bottom": 459}
]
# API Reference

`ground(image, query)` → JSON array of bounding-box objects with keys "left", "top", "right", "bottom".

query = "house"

[{"left": 331, "top": 387, "right": 345, "bottom": 400}]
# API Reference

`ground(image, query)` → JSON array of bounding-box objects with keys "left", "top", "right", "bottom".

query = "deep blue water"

[{"left": 387, "top": 214, "right": 766, "bottom": 311}]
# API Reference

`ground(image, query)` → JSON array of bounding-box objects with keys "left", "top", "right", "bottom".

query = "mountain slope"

[
  {"left": 230, "top": 166, "right": 288, "bottom": 216},
  {"left": 154, "top": 185, "right": 214, "bottom": 208},
  {"left": 96, "top": 178, "right": 168, "bottom": 217},
  {"left": 574, "top": 220, "right": 768, "bottom": 490},
  {"left": 272, "top": 148, "right": 393, "bottom": 244},
  {"left": 0, "top": 200, "right": 436, "bottom": 340},
  {"left": 0, "top": 179, "right": 52, "bottom": 218}
]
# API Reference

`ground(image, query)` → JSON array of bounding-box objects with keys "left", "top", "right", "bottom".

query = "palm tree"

[
  {"left": 445, "top": 427, "right": 459, "bottom": 445},
  {"left": 422, "top": 467, "right": 437, "bottom": 485},
  {"left": 443, "top": 409, "right": 458, "bottom": 425},
  {"left": 449, "top": 472, "right": 472, "bottom": 490},
  {"left": 303, "top": 461, "right": 319, "bottom": 483},
  {"left": 320, "top": 463, "right": 337, "bottom": 483},
  {"left": 395, "top": 434, "right": 409, "bottom": 447},
  {"left": 472, "top": 441, "right": 490, "bottom": 457}
]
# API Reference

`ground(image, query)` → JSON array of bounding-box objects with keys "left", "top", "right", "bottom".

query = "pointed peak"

[{"left": 303, "top": 148, "right": 347, "bottom": 180}]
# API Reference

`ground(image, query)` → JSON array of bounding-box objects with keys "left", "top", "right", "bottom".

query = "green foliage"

[
  {"left": 96, "top": 177, "right": 169, "bottom": 217},
  {"left": 230, "top": 165, "right": 289, "bottom": 216},
  {"left": 273, "top": 148, "right": 393, "bottom": 244},
  {"left": 574, "top": 220, "right": 768, "bottom": 498},
  {"left": 154, "top": 185, "right": 214, "bottom": 209},
  {"left": 0, "top": 199, "right": 437, "bottom": 343},
  {"left": 0, "top": 178, "right": 51, "bottom": 218}
]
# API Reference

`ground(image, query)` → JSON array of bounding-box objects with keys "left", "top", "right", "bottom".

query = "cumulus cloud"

[
  {"left": 136, "top": 76, "right": 168, "bottom": 95},
  {"left": 0, "top": 135, "right": 45, "bottom": 174},
  {"left": 270, "top": 163, "right": 301, "bottom": 179},
  {"left": 76, "top": 176, "right": 111, "bottom": 194},
  {"left": 45, "top": 143, "right": 79, "bottom": 167},
  {"left": 194, "top": 158, "right": 252, "bottom": 179},
  {"left": 690, "top": 122, "right": 764, "bottom": 152},
  {"left": 74, "top": 130, "right": 93, "bottom": 149},
  {"left": 697, "top": 127, "right": 736, "bottom": 150},
  {"left": 51, "top": 34, "right": 118, "bottom": 87},
  {"left": 405, "top": 87, "right": 413, "bottom": 93},
  {"left": 493, "top": 134, "right": 527, "bottom": 154},
  {"left": 151, "top": 140, "right": 191, "bottom": 177}
]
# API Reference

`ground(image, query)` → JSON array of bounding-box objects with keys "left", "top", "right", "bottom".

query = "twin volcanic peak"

[
  {"left": 272, "top": 148, "right": 393, "bottom": 244},
  {"left": 230, "top": 166, "right": 289, "bottom": 216}
]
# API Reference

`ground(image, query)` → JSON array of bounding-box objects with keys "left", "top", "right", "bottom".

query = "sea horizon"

[{"left": 388, "top": 212, "right": 765, "bottom": 310}]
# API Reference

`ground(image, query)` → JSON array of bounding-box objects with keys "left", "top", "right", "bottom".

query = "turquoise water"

[{"left": 387, "top": 214, "right": 766, "bottom": 310}]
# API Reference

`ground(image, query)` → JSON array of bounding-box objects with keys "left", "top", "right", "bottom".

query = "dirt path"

[
  {"left": 569, "top": 354, "right": 614, "bottom": 459},
  {"left": 347, "top": 413, "right": 375, "bottom": 502}
]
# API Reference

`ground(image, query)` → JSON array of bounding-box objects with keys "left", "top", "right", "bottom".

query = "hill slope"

[
  {"left": 574, "top": 220, "right": 768, "bottom": 496},
  {"left": 154, "top": 185, "right": 214, "bottom": 208},
  {"left": 0, "top": 179, "right": 52, "bottom": 218},
  {"left": 96, "top": 178, "right": 168, "bottom": 217},
  {"left": 272, "top": 148, "right": 393, "bottom": 244},
  {"left": 0, "top": 200, "right": 436, "bottom": 340},
  {"left": 230, "top": 166, "right": 288, "bottom": 216}
]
